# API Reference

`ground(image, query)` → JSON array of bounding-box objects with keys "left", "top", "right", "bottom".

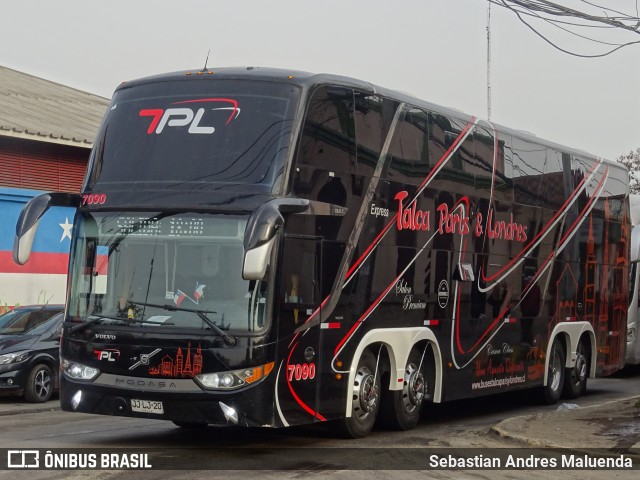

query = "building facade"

[{"left": 0, "top": 65, "right": 109, "bottom": 310}]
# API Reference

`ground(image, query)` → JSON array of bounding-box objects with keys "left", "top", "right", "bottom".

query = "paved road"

[{"left": 0, "top": 365, "right": 638, "bottom": 479}]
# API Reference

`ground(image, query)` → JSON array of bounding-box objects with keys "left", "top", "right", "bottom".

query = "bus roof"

[{"left": 116, "top": 66, "right": 624, "bottom": 171}]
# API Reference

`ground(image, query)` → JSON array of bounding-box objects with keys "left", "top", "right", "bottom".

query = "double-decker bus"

[
  {"left": 13, "top": 67, "right": 629, "bottom": 437},
  {"left": 626, "top": 195, "right": 640, "bottom": 364}
]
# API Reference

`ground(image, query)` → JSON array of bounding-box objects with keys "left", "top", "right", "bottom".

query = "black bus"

[{"left": 14, "top": 67, "right": 629, "bottom": 437}]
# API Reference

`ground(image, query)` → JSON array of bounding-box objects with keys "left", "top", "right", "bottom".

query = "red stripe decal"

[
  {"left": 297, "top": 120, "right": 476, "bottom": 362},
  {"left": 481, "top": 160, "right": 600, "bottom": 284},
  {"left": 558, "top": 168, "right": 608, "bottom": 247},
  {"left": 322, "top": 322, "right": 341, "bottom": 329},
  {"left": 345, "top": 219, "right": 395, "bottom": 279},
  {"left": 172, "top": 98, "right": 239, "bottom": 125},
  {"left": 285, "top": 342, "right": 326, "bottom": 421},
  {"left": 346, "top": 118, "right": 476, "bottom": 281},
  {"left": 458, "top": 167, "right": 607, "bottom": 357},
  {"left": 334, "top": 273, "right": 400, "bottom": 356}
]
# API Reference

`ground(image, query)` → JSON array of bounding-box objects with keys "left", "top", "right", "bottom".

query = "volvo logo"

[
  {"left": 94, "top": 334, "right": 116, "bottom": 340},
  {"left": 129, "top": 349, "right": 161, "bottom": 370}
]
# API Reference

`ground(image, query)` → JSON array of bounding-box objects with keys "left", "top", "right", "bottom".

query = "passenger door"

[{"left": 276, "top": 235, "right": 325, "bottom": 425}]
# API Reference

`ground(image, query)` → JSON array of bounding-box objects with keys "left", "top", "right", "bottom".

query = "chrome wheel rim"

[
  {"left": 573, "top": 350, "right": 587, "bottom": 385},
  {"left": 34, "top": 369, "right": 51, "bottom": 400},
  {"left": 549, "top": 348, "right": 562, "bottom": 392},
  {"left": 352, "top": 366, "right": 378, "bottom": 420},
  {"left": 402, "top": 363, "right": 425, "bottom": 413}
]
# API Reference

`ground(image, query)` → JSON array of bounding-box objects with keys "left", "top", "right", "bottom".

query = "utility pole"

[{"left": 487, "top": 1, "right": 492, "bottom": 121}]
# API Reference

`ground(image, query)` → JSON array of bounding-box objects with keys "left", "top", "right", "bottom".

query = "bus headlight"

[
  {"left": 628, "top": 326, "right": 636, "bottom": 344},
  {"left": 195, "top": 362, "right": 274, "bottom": 390},
  {"left": 62, "top": 359, "right": 100, "bottom": 381}
]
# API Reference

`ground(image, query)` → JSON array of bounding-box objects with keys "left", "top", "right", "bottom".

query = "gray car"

[{"left": 0, "top": 305, "right": 64, "bottom": 402}]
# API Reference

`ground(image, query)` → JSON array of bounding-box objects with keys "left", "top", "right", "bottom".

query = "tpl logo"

[
  {"left": 94, "top": 349, "right": 121, "bottom": 362},
  {"left": 139, "top": 98, "right": 240, "bottom": 135}
]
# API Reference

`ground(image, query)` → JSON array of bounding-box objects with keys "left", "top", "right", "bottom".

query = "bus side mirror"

[
  {"left": 13, "top": 192, "right": 81, "bottom": 265},
  {"left": 242, "top": 198, "right": 309, "bottom": 280},
  {"left": 243, "top": 237, "right": 277, "bottom": 281}
]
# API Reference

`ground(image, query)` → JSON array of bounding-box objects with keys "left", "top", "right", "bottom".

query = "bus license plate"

[{"left": 131, "top": 399, "right": 164, "bottom": 414}]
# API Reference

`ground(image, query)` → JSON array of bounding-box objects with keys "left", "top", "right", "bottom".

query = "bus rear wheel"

[
  {"left": 338, "top": 350, "right": 380, "bottom": 438},
  {"left": 539, "top": 339, "right": 565, "bottom": 405},
  {"left": 563, "top": 339, "right": 589, "bottom": 399},
  {"left": 381, "top": 349, "right": 426, "bottom": 431}
]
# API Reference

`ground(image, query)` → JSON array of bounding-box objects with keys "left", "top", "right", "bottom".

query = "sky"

[{"left": 1, "top": 0, "right": 638, "bottom": 161}]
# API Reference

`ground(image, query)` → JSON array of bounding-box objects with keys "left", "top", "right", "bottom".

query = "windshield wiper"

[
  {"left": 127, "top": 300, "right": 237, "bottom": 346},
  {"left": 69, "top": 314, "right": 120, "bottom": 333},
  {"left": 69, "top": 314, "right": 175, "bottom": 334}
]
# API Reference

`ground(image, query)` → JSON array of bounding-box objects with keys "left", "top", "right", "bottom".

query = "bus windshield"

[
  {"left": 88, "top": 79, "right": 300, "bottom": 192},
  {"left": 67, "top": 212, "right": 268, "bottom": 333}
]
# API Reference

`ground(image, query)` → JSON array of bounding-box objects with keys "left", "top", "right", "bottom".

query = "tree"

[{"left": 617, "top": 147, "right": 640, "bottom": 194}]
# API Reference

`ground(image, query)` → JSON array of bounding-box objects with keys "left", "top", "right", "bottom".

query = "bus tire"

[
  {"left": 539, "top": 339, "right": 565, "bottom": 405},
  {"left": 563, "top": 339, "right": 589, "bottom": 399},
  {"left": 337, "top": 350, "right": 381, "bottom": 438},
  {"left": 380, "top": 348, "right": 426, "bottom": 431}
]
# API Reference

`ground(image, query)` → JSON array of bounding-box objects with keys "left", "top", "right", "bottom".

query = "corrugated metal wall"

[{"left": 0, "top": 136, "right": 88, "bottom": 193}]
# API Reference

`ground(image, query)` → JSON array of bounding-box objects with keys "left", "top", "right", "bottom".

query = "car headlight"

[
  {"left": 195, "top": 362, "right": 274, "bottom": 391},
  {"left": 0, "top": 351, "right": 31, "bottom": 365},
  {"left": 61, "top": 359, "right": 100, "bottom": 381}
]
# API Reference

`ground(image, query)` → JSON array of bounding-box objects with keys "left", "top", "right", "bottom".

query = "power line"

[{"left": 486, "top": 0, "right": 640, "bottom": 57}]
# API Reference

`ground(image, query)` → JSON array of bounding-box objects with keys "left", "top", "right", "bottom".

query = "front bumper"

[
  {"left": 60, "top": 375, "right": 276, "bottom": 427},
  {"left": 0, "top": 365, "right": 27, "bottom": 392}
]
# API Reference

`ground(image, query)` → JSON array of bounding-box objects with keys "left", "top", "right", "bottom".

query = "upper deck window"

[
  {"left": 296, "top": 86, "right": 356, "bottom": 176},
  {"left": 88, "top": 79, "right": 301, "bottom": 192}
]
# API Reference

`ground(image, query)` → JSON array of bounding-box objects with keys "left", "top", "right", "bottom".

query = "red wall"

[{"left": 0, "top": 136, "right": 88, "bottom": 193}]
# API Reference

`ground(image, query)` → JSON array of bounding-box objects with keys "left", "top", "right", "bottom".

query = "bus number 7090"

[{"left": 288, "top": 363, "right": 316, "bottom": 382}]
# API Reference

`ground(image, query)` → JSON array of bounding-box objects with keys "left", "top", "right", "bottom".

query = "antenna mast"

[
  {"left": 487, "top": 2, "right": 492, "bottom": 121},
  {"left": 202, "top": 50, "right": 211, "bottom": 72}
]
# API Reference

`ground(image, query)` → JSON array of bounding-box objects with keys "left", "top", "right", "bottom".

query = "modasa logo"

[{"left": 139, "top": 98, "right": 240, "bottom": 135}]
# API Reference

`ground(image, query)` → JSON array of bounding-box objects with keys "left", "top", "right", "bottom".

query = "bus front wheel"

[{"left": 338, "top": 350, "right": 381, "bottom": 438}]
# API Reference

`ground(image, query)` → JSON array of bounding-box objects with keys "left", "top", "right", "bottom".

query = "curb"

[
  {"left": 490, "top": 395, "right": 640, "bottom": 459},
  {"left": 0, "top": 403, "right": 61, "bottom": 417},
  {"left": 0, "top": 407, "right": 61, "bottom": 416}
]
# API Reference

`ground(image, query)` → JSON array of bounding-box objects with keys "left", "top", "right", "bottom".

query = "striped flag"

[
  {"left": 0, "top": 188, "right": 78, "bottom": 308},
  {"left": 194, "top": 283, "right": 206, "bottom": 302},
  {"left": 174, "top": 290, "right": 187, "bottom": 307}
]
